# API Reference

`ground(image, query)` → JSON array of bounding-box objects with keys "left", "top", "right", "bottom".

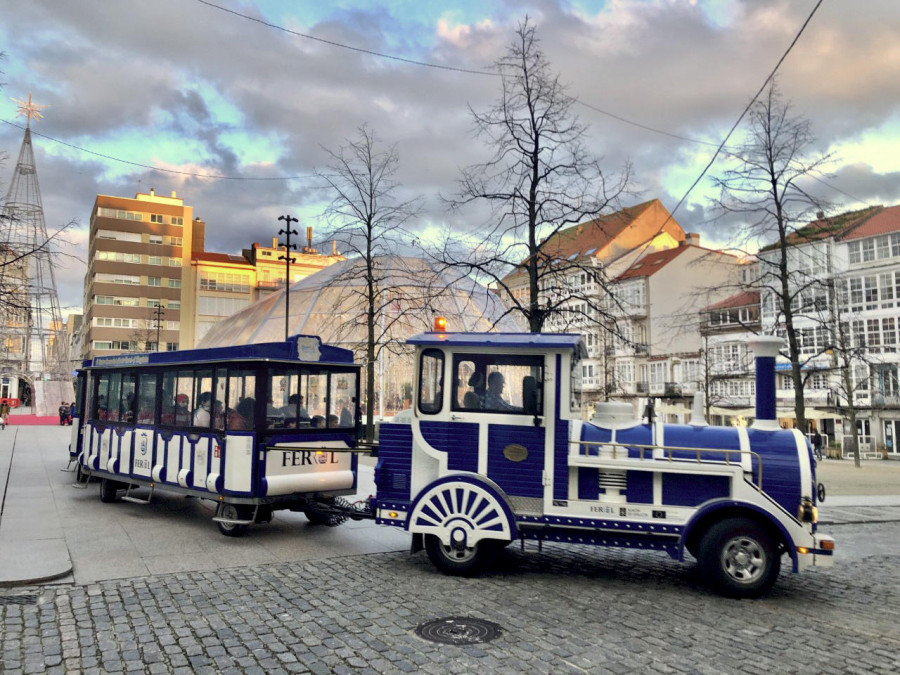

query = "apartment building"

[
  {"left": 82, "top": 189, "right": 201, "bottom": 360},
  {"left": 604, "top": 238, "right": 744, "bottom": 417},
  {"left": 82, "top": 191, "right": 345, "bottom": 360}
]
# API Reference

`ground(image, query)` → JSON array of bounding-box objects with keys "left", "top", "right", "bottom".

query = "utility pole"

[
  {"left": 152, "top": 303, "right": 164, "bottom": 352},
  {"left": 277, "top": 215, "right": 299, "bottom": 342}
]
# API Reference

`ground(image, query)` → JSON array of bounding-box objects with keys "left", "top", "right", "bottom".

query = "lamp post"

[{"left": 277, "top": 215, "right": 299, "bottom": 342}]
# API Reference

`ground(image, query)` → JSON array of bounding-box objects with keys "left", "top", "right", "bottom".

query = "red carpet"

[{"left": 6, "top": 415, "right": 64, "bottom": 426}]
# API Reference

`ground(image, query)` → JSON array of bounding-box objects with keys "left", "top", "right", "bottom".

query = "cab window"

[
  {"left": 418, "top": 349, "right": 444, "bottom": 415},
  {"left": 452, "top": 354, "right": 544, "bottom": 415}
]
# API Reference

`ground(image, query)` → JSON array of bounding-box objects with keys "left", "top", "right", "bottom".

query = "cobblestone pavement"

[{"left": 2, "top": 520, "right": 899, "bottom": 674}]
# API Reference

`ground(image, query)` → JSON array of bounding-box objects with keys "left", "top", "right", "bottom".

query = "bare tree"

[
  {"left": 711, "top": 80, "right": 833, "bottom": 435},
  {"left": 441, "top": 17, "right": 629, "bottom": 333},
  {"left": 318, "top": 125, "right": 422, "bottom": 441}
]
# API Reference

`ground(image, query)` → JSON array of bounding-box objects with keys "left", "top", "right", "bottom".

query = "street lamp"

[{"left": 277, "top": 215, "right": 299, "bottom": 342}]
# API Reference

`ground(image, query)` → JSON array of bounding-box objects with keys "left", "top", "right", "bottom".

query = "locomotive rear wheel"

[
  {"left": 217, "top": 503, "right": 250, "bottom": 537},
  {"left": 698, "top": 518, "right": 780, "bottom": 598},
  {"left": 424, "top": 534, "right": 500, "bottom": 577}
]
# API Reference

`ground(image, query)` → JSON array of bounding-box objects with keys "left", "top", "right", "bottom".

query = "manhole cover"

[{"left": 414, "top": 617, "right": 502, "bottom": 645}]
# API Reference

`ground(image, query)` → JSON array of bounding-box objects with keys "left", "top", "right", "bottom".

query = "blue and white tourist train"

[
  {"left": 71, "top": 335, "right": 362, "bottom": 535},
  {"left": 71, "top": 328, "right": 834, "bottom": 597}
]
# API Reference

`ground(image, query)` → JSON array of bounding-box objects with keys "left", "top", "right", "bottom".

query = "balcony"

[
  {"left": 664, "top": 382, "right": 682, "bottom": 397},
  {"left": 635, "top": 381, "right": 648, "bottom": 394},
  {"left": 634, "top": 343, "right": 649, "bottom": 356}
]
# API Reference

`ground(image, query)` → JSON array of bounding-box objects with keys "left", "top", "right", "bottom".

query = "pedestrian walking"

[
  {"left": 0, "top": 400, "right": 9, "bottom": 430},
  {"left": 69, "top": 401, "right": 76, "bottom": 425},
  {"left": 812, "top": 429, "right": 823, "bottom": 461},
  {"left": 58, "top": 401, "right": 69, "bottom": 426}
]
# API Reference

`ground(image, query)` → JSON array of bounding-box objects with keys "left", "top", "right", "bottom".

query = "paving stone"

[{"left": 3, "top": 523, "right": 900, "bottom": 672}]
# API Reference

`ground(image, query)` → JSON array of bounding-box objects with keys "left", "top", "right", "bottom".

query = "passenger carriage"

[
  {"left": 373, "top": 329, "right": 834, "bottom": 598},
  {"left": 71, "top": 335, "right": 361, "bottom": 535}
]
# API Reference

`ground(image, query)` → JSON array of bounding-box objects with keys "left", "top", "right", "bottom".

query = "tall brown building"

[
  {"left": 82, "top": 189, "right": 204, "bottom": 359},
  {"left": 82, "top": 191, "right": 344, "bottom": 360}
]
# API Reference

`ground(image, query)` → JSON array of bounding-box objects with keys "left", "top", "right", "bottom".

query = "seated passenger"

[
  {"left": 462, "top": 391, "right": 481, "bottom": 409},
  {"left": 482, "top": 372, "right": 516, "bottom": 411},
  {"left": 227, "top": 397, "right": 255, "bottom": 430},
  {"left": 193, "top": 392, "right": 213, "bottom": 427},
  {"left": 173, "top": 394, "right": 191, "bottom": 426}
]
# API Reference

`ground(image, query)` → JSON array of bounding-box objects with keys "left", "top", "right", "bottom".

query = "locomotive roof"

[
  {"left": 407, "top": 332, "right": 585, "bottom": 351},
  {"left": 81, "top": 334, "right": 355, "bottom": 370}
]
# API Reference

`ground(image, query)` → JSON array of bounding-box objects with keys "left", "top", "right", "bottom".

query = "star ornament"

[{"left": 11, "top": 93, "right": 49, "bottom": 127}]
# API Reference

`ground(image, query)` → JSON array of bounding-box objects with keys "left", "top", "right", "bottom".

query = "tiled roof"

[
  {"left": 538, "top": 199, "right": 661, "bottom": 260},
  {"left": 759, "top": 205, "right": 885, "bottom": 251},
  {"left": 192, "top": 252, "right": 251, "bottom": 265},
  {"left": 615, "top": 245, "right": 688, "bottom": 281},
  {"left": 704, "top": 290, "right": 759, "bottom": 311},
  {"left": 840, "top": 205, "right": 900, "bottom": 240}
]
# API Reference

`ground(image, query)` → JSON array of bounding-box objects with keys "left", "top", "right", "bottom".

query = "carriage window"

[
  {"left": 106, "top": 373, "right": 122, "bottom": 422},
  {"left": 418, "top": 349, "right": 444, "bottom": 415},
  {"left": 212, "top": 368, "right": 227, "bottom": 430},
  {"left": 95, "top": 374, "right": 111, "bottom": 421},
  {"left": 119, "top": 373, "right": 136, "bottom": 423},
  {"left": 226, "top": 370, "right": 256, "bottom": 431},
  {"left": 305, "top": 373, "right": 328, "bottom": 428},
  {"left": 136, "top": 373, "right": 157, "bottom": 424},
  {"left": 452, "top": 354, "right": 544, "bottom": 415},
  {"left": 329, "top": 371, "right": 356, "bottom": 427},
  {"left": 161, "top": 369, "right": 195, "bottom": 427},
  {"left": 193, "top": 370, "right": 214, "bottom": 428}
]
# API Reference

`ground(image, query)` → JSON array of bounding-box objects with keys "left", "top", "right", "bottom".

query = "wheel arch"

[
  {"left": 682, "top": 500, "right": 797, "bottom": 571},
  {"left": 407, "top": 472, "right": 518, "bottom": 543}
]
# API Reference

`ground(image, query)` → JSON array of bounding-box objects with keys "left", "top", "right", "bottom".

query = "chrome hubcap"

[{"left": 721, "top": 535, "right": 766, "bottom": 584}]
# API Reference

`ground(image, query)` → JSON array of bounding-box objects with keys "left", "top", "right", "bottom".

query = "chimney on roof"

[
  {"left": 149, "top": 188, "right": 155, "bottom": 197},
  {"left": 684, "top": 232, "right": 700, "bottom": 247},
  {"left": 272, "top": 237, "right": 278, "bottom": 248},
  {"left": 172, "top": 191, "right": 177, "bottom": 198},
  {"left": 816, "top": 211, "right": 825, "bottom": 220}
]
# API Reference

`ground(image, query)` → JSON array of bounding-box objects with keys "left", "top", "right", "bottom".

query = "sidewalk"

[
  {"left": 1, "top": 426, "right": 898, "bottom": 587},
  {"left": 0, "top": 426, "right": 73, "bottom": 586}
]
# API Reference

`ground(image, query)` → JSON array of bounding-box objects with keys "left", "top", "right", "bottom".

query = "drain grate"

[
  {"left": 414, "top": 617, "right": 502, "bottom": 645},
  {"left": 0, "top": 594, "right": 38, "bottom": 606}
]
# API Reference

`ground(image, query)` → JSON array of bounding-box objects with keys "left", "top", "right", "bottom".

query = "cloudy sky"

[{"left": 1, "top": 0, "right": 899, "bottom": 315}]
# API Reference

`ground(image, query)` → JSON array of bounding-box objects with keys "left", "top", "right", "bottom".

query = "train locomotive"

[{"left": 372, "top": 331, "right": 833, "bottom": 598}]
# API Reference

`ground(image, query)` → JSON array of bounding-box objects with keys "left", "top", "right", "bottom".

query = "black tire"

[
  {"left": 216, "top": 503, "right": 250, "bottom": 537},
  {"left": 424, "top": 534, "right": 500, "bottom": 577},
  {"left": 303, "top": 508, "right": 331, "bottom": 526},
  {"left": 698, "top": 518, "right": 781, "bottom": 598},
  {"left": 99, "top": 478, "right": 121, "bottom": 503}
]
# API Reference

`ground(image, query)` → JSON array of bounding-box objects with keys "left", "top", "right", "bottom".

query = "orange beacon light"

[{"left": 433, "top": 316, "right": 447, "bottom": 332}]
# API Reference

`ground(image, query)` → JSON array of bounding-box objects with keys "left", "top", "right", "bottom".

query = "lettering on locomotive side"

[
  {"left": 281, "top": 450, "right": 341, "bottom": 468},
  {"left": 134, "top": 458, "right": 151, "bottom": 471}
]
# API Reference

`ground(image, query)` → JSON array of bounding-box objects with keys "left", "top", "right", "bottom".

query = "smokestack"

[
  {"left": 747, "top": 335, "right": 783, "bottom": 431},
  {"left": 307, "top": 226, "right": 313, "bottom": 250}
]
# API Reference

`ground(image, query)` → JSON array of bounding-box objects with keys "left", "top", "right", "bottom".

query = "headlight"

[{"left": 798, "top": 497, "right": 818, "bottom": 523}]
